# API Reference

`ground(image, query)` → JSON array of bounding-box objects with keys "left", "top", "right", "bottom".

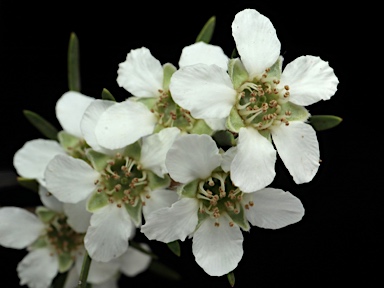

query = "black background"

[{"left": 0, "top": 1, "right": 381, "bottom": 287}]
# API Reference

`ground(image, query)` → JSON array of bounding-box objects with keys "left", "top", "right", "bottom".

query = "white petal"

[
  {"left": 142, "top": 188, "right": 179, "bottom": 220},
  {"left": 140, "top": 127, "right": 180, "bottom": 177},
  {"left": 13, "top": 139, "right": 65, "bottom": 185},
  {"left": 179, "top": 42, "right": 229, "bottom": 70},
  {"left": 243, "top": 187, "right": 304, "bottom": 229},
  {"left": 80, "top": 99, "right": 116, "bottom": 154},
  {"left": 141, "top": 198, "right": 199, "bottom": 243},
  {"left": 0, "top": 207, "right": 44, "bottom": 249},
  {"left": 118, "top": 243, "right": 151, "bottom": 276},
  {"left": 64, "top": 200, "right": 92, "bottom": 233},
  {"left": 165, "top": 134, "right": 222, "bottom": 183},
  {"left": 17, "top": 248, "right": 59, "bottom": 288},
  {"left": 231, "top": 127, "right": 276, "bottom": 192},
  {"left": 56, "top": 91, "right": 95, "bottom": 138},
  {"left": 193, "top": 216, "right": 243, "bottom": 276},
  {"left": 271, "top": 121, "right": 320, "bottom": 184},
  {"left": 117, "top": 47, "right": 163, "bottom": 97},
  {"left": 204, "top": 117, "right": 227, "bottom": 131},
  {"left": 94, "top": 100, "right": 157, "bottom": 150},
  {"left": 221, "top": 146, "right": 237, "bottom": 173},
  {"left": 232, "top": 9, "right": 281, "bottom": 77},
  {"left": 45, "top": 154, "right": 99, "bottom": 203},
  {"left": 170, "top": 64, "right": 237, "bottom": 119},
  {"left": 280, "top": 56, "right": 339, "bottom": 106},
  {"left": 63, "top": 266, "right": 79, "bottom": 288},
  {"left": 84, "top": 204, "right": 133, "bottom": 262},
  {"left": 38, "top": 185, "right": 64, "bottom": 213}
]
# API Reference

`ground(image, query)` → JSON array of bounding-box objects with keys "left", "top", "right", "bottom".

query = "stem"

[{"left": 77, "top": 250, "right": 92, "bottom": 288}]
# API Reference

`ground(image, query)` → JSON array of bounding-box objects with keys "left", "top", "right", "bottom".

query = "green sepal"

[
  {"left": 195, "top": 15, "right": 216, "bottom": 43},
  {"left": 267, "top": 56, "right": 283, "bottom": 79},
  {"left": 280, "top": 102, "right": 309, "bottom": 122},
  {"left": 189, "top": 119, "right": 214, "bottom": 135},
  {"left": 258, "top": 129, "right": 272, "bottom": 142},
  {"left": 230, "top": 48, "right": 239, "bottom": 59},
  {"left": 87, "top": 192, "right": 109, "bottom": 212},
  {"left": 227, "top": 206, "right": 250, "bottom": 231},
  {"left": 309, "top": 115, "right": 343, "bottom": 131},
  {"left": 228, "top": 58, "right": 248, "bottom": 90},
  {"left": 85, "top": 149, "right": 110, "bottom": 172},
  {"left": 212, "top": 130, "right": 236, "bottom": 149},
  {"left": 124, "top": 201, "right": 143, "bottom": 227},
  {"left": 101, "top": 88, "right": 116, "bottom": 101},
  {"left": 197, "top": 209, "right": 209, "bottom": 227},
  {"left": 147, "top": 171, "right": 171, "bottom": 191},
  {"left": 68, "top": 32, "right": 81, "bottom": 92},
  {"left": 30, "top": 235, "right": 48, "bottom": 249},
  {"left": 148, "top": 260, "right": 182, "bottom": 281},
  {"left": 23, "top": 110, "right": 58, "bottom": 141},
  {"left": 167, "top": 240, "right": 181, "bottom": 257},
  {"left": 179, "top": 179, "right": 199, "bottom": 198},
  {"left": 163, "top": 63, "right": 177, "bottom": 91},
  {"left": 35, "top": 206, "right": 56, "bottom": 223},
  {"left": 17, "top": 177, "right": 39, "bottom": 192},
  {"left": 227, "top": 271, "right": 235, "bottom": 287},
  {"left": 58, "top": 131, "right": 81, "bottom": 152},
  {"left": 135, "top": 96, "right": 157, "bottom": 110},
  {"left": 58, "top": 252, "right": 74, "bottom": 273},
  {"left": 226, "top": 106, "right": 245, "bottom": 133},
  {"left": 123, "top": 140, "right": 142, "bottom": 162}
]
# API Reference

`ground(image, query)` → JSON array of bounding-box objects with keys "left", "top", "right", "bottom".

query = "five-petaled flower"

[{"left": 170, "top": 8, "right": 339, "bottom": 192}]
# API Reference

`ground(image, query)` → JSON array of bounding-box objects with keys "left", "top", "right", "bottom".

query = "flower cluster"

[{"left": 0, "top": 8, "right": 340, "bottom": 288}]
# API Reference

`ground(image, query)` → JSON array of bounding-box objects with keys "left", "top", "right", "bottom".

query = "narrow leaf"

[
  {"left": 148, "top": 260, "right": 182, "bottom": 281},
  {"left": 309, "top": 115, "right": 343, "bottom": 131},
  {"left": 195, "top": 16, "right": 216, "bottom": 43},
  {"left": 68, "top": 32, "right": 81, "bottom": 92},
  {"left": 16, "top": 177, "right": 39, "bottom": 192},
  {"left": 101, "top": 88, "right": 116, "bottom": 101},
  {"left": 23, "top": 110, "right": 58, "bottom": 140},
  {"left": 167, "top": 240, "right": 181, "bottom": 257},
  {"left": 227, "top": 271, "right": 235, "bottom": 287}
]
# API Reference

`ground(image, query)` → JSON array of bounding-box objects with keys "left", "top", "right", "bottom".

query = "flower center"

[
  {"left": 151, "top": 89, "right": 196, "bottom": 132},
  {"left": 95, "top": 153, "right": 148, "bottom": 209},
  {"left": 197, "top": 172, "right": 243, "bottom": 227},
  {"left": 46, "top": 214, "right": 84, "bottom": 255},
  {"left": 236, "top": 69, "right": 292, "bottom": 130}
]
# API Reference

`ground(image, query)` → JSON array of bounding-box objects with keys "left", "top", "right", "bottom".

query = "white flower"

[
  {"left": 169, "top": 8, "right": 339, "bottom": 192},
  {"left": 0, "top": 206, "right": 83, "bottom": 288},
  {"left": 45, "top": 127, "right": 180, "bottom": 262},
  {"left": 86, "top": 43, "right": 229, "bottom": 150},
  {"left": 141, "top": 134, "right": 304, "bottom": 276}
]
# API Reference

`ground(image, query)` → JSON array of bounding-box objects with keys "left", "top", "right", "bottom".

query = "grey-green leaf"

[
  {"left": 101, "top": 88, "right": 116, "bottom": 101},
  {"left": 227, "top": 271, "right": 235, "bottom": 287},
  {"left": 23, "top": 110, "right": 58, "bottom": 140},
  {"left": 195, "top": 16, "right": 216, "bottom": 43},
  {"left": 309, "top": 115, "right": 343, "bottom": 131},
  {"left": 167, "top": 240, "right": 181, "bottom": 257},
  {"left": 68, "top": 32, "right": 81, "bottom": 92},
  {"left": 17, "top": 177, "right": 39, "bottom": 192}
]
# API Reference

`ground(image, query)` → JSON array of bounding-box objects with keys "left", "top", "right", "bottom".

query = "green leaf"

[
  {"left": 167, "top": 240, "right": 181, "bottom": 257},
  {"left": 309, "top": 115, "right": 343, "bottom": 131},
  {"left": 148, "top": 260, "right": 182, "bottom": 281},
  {"left": 101, "top": 88, "right": 116, "bottom": 101},
  {"left": 227, "top": 271, "right": 235, "bottom": 287},
  {"left": 17, "top": 176, "right": 39, "bottom": 192},
  {"left": 23, "top": 110, "right": 58, "bottom": 140},
  {"left": 68, "top": 32, "right": 81, "bottom": 92},
  {"left": 195, "top": 16, "right": 216, "bottom": 43}
]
